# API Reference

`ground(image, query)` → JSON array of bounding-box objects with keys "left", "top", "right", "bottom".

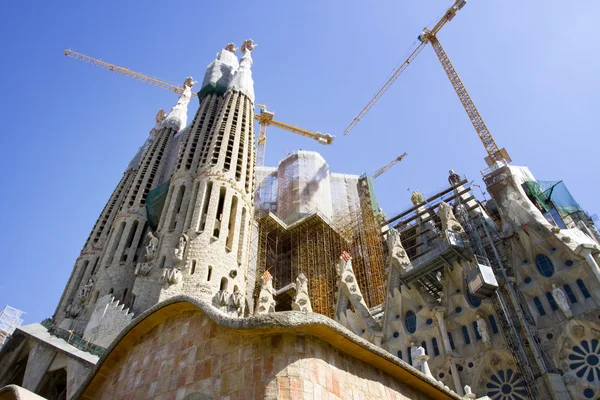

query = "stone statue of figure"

[
  {"left": 145, "top": 231, "right": 159, "bottom": 261},
  {"left": 448, "top": 169, "right": 462, "bottom": 186},
  {"left": 476, "top": 315, "right": 492, "bottom": 348},
  {"left": 232, "top": 289, "right": 245, "bottom": 317},
  {"left": 386, "top": 228, "right": 412, "bottom": 273},
  {"left": 174, "top": 235, "right": 186, "bottom": 263},
  {"left": 410, "top": 341, "right": 422, "bottom": 369},
  {"left": 552, "top": 284, "right": 572, "bottom": 318},
  {"left": 437, "top": 201, "right": 464, "bottom": 233},
  {"left": 293, "top": 273, "right": 312, "bottom": 312},
  {"left": 81, "top": 278, "right": 94, "bottom": 299}
]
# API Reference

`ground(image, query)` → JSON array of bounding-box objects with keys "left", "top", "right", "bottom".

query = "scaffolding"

[
  {"left": 0, "top": 305, "right": 24, "bottom": 347},
  {"left": 250, "top": 176, "right": 386, "bottom": 318}
]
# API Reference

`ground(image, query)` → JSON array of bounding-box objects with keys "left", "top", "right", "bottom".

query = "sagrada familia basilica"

[{"left": 0, "top": 39, "right": 599, "bottom": 400}]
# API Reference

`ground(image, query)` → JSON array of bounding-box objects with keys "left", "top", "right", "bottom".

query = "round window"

[{"left": 535, "top": 254, "right": 555, "bottom": 277}]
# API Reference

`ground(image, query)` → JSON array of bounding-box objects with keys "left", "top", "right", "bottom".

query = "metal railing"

[{"left": 41, "top": 319, "right": 106, "bottom": 357}]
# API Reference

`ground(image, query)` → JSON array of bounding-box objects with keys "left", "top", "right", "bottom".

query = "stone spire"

[
  {"left": 228, "top": 39, "right": 257, "bottom": 103},
  {"left": 162, "top": 77, "right": 196, "bottom": 132}
]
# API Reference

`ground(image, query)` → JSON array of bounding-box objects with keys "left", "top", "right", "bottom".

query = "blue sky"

[{"left": 1, "top": 1, "right": 598, "bottom": 324}]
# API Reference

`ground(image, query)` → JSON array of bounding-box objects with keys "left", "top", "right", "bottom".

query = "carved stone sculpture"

[
  {"left": 437, "top": 201, "right": 464, "bottom": 233},
  {"left": 476, "top": 314, "right": 492, "bottom": 348},
  {"left": 216, "top": 290, "right": 229, "bottom": 310},
  {"left": 231, "top": 289, "right": 245, "bottom": 317},
  {"left": 80, "top": 278, "right": 94, "bottom": 299},
  {"left": 224, "top": 43, "right": 238, "bottom": 53},
  {"left": 293, "top": 273, "right": 312, "bottom": 312},
  {"left": 155, "top": 109, "right": 166, "bottom": 126},
  {"left": 174, "top": 235, "right": 186, "bottom": 263},
  {"left": 414, "top": 346, "right": 433, "bottom": 379},
  {"left": 448, "top": 169, "right": 462, "bottom": 186},
  {"left": 410, "top": 342, "right": 422, "bottom": 369},
  {"left": 134, "top": 262, "right": 152, "bottom": 277},
  {"left": 240, "top": 39, "right": 258, "bottom": 55},
  {"left": 337, "top": 251, "right": 362, "bottom": 300},
  {"left": 411, "top": 191, "right": 424, "bottom": 206},
  {"left": 463, "top": 385, "right": 476, "bottom": 399},
  {"left": 160, "top": 268, "right": 182, "bottom": 285},
  {"left": 552, "top": 284, "right": 572, "bottom": 318},
  {"left": 145, "top": 231, "right": 159, "bottom": 261},
  {"left": 386, "top": 227, "right": 413, "bottom": 273},
  {"left": 256, "top": 271, "right": 276, "bottom": 315}
]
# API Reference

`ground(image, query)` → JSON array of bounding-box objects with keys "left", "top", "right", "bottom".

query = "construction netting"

[
  {"left": 523, "top": 180, "right": 583, "bottom": 215},
  {"left": 145, "top": 179, "right": 171, "bottom": 232}
]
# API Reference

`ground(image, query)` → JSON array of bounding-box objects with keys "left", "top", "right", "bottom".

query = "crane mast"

[{"left": 344, "top": 0, "right": 510, "bottom": 166}]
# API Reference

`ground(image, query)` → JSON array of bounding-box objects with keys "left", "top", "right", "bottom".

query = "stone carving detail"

[
  {"left": 83, "top": 295, "right": 134, "bottom": 348},
  {"left": 571, "top": 325, "right": 584, "bottom": 338},
  {"left": 155, "top": 109, "right": 166, "bottom": 126},
  {"left": 463, "top": 385, "right": 476, "bottom": 399},
  {"left": 134, "top": 262, "right": 152, "bottom": 277},
  {"left": 386, "top": 227, "right": 412, "bottom": 273},
  {"left": 256, "top": 271, "right": 276, "bottom": 315},
  {"left": 64, "top": 303, "right": 82, "bottom": 319},
  {"left": 293, "top": 273, "right": 312, "bottom": 312},
  {"left": 174, "top": 235, "right": 187, "bottom": 264},
  {"left": 489, "top": 353, "right": 501, "bottom": 366},
  {"left": 145, "top": 231, "right": 159, "bottom": 261},
  {"left": 336, "top": 251, "right": 381, "bottom": 337},
  {"left": 231, "top": 289, "right": 245, "bottom": 317},
  {"left": 216, "top": 290, "right": 229, "bottom": 310},
  {"left": 224, "top": 43, "right": 238, "bottom": 53},
  {"left": 241, "top": 39, "right": 258, "bottom": 55},
  {"left": 337, "top": 251, "right": 362, "bottom": 298},
  {"left": 411, "top": 191, "right": 424, "bottom": 206},
  {"left": 414, "top": 346, "right": 434, "bottom": 379},
  {"left": 160, "top": 268, "right": 182, "bottom": 285},
  {"left": 410, "top": 342, "right": 422, "bottom": 369},
  {"left": 80, "top": 278, "right": 94, "bottom": 299},
  {"left": 552, "top": 284, "right": 572, "bottom": 318},
  {"left": 476, "top": 314, "right": 492, "bottom": 349},
  {"left": 437, "top": 201, "right": 464, "bottom": 233}
]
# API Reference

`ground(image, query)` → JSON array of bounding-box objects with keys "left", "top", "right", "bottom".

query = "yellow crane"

[
  {"left": 372, "top": 152, "right": 408, "bottom": 179},
  {"left": 343, "top": 0, "right": 510, "bottom": 167},
  {"left": 64, "top": 49, "right": 333, "bottom": 166}
]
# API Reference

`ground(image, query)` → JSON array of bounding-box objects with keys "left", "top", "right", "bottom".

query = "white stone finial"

[
  {"left": 224, "top": 42, "right": 238, "bottom": 53},
  {"left": 228, "top": 39, "right": 257, "bottom": 102},
  {"left": 256, "top": 270, "right": 276, "bottom": 315},
  {"left": 293, "top": 273, "right": 312, "bottom": 312},
  {"left": 463, "top": 385, "right": 476, "bottom": 399},
  {"left": 386, "top": 227, "right": 412, "bottom": 273},
  {"left": 161, "top": 76, "right": 197, "bottom": 132}
]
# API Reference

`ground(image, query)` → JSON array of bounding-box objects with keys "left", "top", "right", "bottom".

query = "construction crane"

[
  {"left": 64, "top": 49, "right": 333, "bottom": 166},
  {"left": 343, "top": 0, "right": 510, "bottom": 167},
  {"left": 372, "top": 152, "right": 408, "bottom": 179},
  {"left": 255, "top": 104, "right": 333, "bottom": 165}
]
